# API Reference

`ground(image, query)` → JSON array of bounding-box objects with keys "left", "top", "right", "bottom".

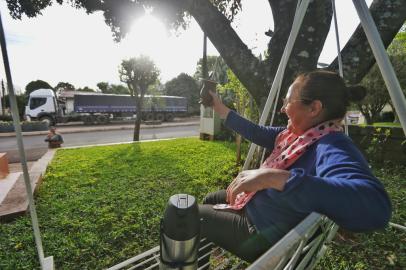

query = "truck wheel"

[
  {"left": 165, "top": 113, "right": 174, "bottom": 122},
  {"left": 145, "top": 112, "right": 155, "bottom": 121},
  {"left": 83, "top": 115, "right": 94, "bottom": 125},
  {"left": 156, "top": 113, "right": 165, "bottom": 122},
  {"left": 39, "top": 116, "right": 53, "bottom": 127},
  {"left": 96, "top": 115, "right": 108, "bottom": 125}
]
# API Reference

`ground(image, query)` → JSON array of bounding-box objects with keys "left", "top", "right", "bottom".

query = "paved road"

[{"left": 0, "top": 124, "right": 199, "bottom": 162}]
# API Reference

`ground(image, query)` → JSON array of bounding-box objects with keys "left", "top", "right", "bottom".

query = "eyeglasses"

[{"left": 282, "top": 98, "right": 312, "bottom": 107}]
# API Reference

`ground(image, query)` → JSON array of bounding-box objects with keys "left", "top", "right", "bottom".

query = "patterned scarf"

[{"left": 215, "top": 119, "right": 343, "bottom": 210}]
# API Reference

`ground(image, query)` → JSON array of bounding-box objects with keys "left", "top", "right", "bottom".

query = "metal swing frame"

[{"left": 1, "top": 0, "right": 405, "bottom": 269}]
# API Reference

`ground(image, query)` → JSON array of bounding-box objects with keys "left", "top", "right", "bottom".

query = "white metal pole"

[
  {"left": 331, "top": 0, "right": 349, "bottom": 136},
  {"left": 0, "top": 10, "right": 49, "bottom": 269},
  {"left": 352, "top": 0, "right": 406, "bottom": 136},
  {"left": 332, "top": 0, "right": 343, "bottom": 78},
  {"left": 243, "top": 0, "right": 311, "bottom": 169}
]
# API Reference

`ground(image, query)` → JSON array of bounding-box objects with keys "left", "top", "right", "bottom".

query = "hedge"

[{"left": 0, "top": 121, "right": 49, "bottom": 133}]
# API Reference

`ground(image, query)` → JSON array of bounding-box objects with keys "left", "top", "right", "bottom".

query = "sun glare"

[{"left": 121, "top": 14, "right": 169, "bottom": 63}]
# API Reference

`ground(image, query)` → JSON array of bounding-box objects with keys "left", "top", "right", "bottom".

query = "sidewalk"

[
  {"left": 0, "top": 117, "right": 200, "bottom": 138},
  {"left": 0, "top": 151, "right": 56, "bottom": 221}
]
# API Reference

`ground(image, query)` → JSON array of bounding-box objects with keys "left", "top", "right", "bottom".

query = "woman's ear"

[{"left": 309, "top": 100, "right": 323, "bottom": 117}]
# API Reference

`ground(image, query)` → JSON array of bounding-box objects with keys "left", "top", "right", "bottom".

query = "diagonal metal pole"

[
  {"left": 0, "top": 10, "right": 48, "bottom": 269},
  {"left": 243, "top": 0, "right": 311, "bottom": 170},
  {"left": 352, "top": 0, "right": 406, "bottom": 136},
  {"left": 331, "top": 0, "right": 349, "bottom": 136},
  {"left": 353, "top": 1, "right": 406, "bottom": 233}
]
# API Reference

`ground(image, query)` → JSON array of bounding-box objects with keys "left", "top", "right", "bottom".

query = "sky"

[{"left": 0, "top": 0, "right": 371, "bottom": 94}]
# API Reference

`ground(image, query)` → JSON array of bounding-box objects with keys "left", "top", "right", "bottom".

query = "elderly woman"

[{"left": 199, "top": 70, "right": 392, "bottom": 263}]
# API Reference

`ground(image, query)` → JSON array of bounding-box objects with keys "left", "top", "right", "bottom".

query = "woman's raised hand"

[{"left": 208, "top": 91, "right": 230, "bottom": 119}]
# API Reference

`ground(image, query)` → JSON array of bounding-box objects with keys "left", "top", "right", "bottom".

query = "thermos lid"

[{"left": 163, "top": 194, "right": 200, "bottom": 241}]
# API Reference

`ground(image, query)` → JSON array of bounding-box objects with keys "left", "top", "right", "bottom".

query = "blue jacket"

[{"left": 224, "top": 111, "right": 391, "bottom": 243}]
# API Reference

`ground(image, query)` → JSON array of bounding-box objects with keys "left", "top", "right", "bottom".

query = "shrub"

[
  {"left": 0, "top": 121, "right": 14, "bottom": 132},
  {"left": 379, "top": 111, "right": 395, "bottom": 122},
  {"left": 0, "top": 121, "right": 49, "bottom": 132},
  {"left": 0, "top": 115, "right": 13, "bottom": 121}
]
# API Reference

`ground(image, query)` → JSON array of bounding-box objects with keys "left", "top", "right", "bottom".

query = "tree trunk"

[
  {"left": 357, "top": 104, "right": 371, "bottom": 125},
  {"left": 188, "top": 0, "right": 332, "bottom": 108},
  {"left": 133, "top": 97, "right": 143, "bottom": 141},
  {"left": 188, "top": 0, "right": 406, "bottom": 111},
  {"left": 389, "top": 103, "right": 399, "bottom": 123}
]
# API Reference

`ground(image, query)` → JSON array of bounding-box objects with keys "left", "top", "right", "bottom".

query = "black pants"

[{"left": 198, "top": 190, "right": 272, "bottom": 263}]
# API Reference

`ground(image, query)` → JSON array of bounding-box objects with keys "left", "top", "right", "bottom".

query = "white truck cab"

[{"left": 25, "top": 89, "right": 58, "bottom": 125}]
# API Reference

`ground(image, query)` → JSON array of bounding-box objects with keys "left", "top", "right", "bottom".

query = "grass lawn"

[
  {"left": 0, "top": 138, "right": 240, "bottom": 269},
  {"left": 0, "top": 138, "right": 404, "bottom": 269}
]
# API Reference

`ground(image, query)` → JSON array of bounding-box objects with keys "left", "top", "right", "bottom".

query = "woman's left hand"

[{"left": 226, "top": 168, "right": 291, "bottom": 204}]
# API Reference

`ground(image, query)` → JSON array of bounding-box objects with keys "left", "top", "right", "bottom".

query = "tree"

[
  {"left": 25, "top": 80, "right": 53, "bottom": 96},
  {"left": 55, "top": 82, "right": 75, "bottom": 92},
  {"left": 96, "top": 82, "right": 109, "bottom": 93},
  {"left": 110, "top": 84, "right": 130, "bottom": 95},
  {"left": 359, "top": 26, "right": 406, "bottom": 124},
  {"left": 164, "top": 73, "right": 200, "bottom": 114},
  {"left": 147, "top": 80, "right": 164, "bottom": 95},
  {"left": 119, "top": 55, "right": 160, "bottom": 141},
  {"left": 194, "top": 55, "right": 228, "bottom": 84},
  {"left": 7, "top": 1, "right": 406, "bottom": 114},
  {"left": 219, "top": 69, "right": 259, "bottom": 163},
  {"left": 97, "top": 82, "right": 130, "bottom": 94},
  {"left": 76, "top": 86, "right": 96, "bottom": 92},
  {"left": 359, "top": 66, "right": 391, "bottom": 124},
  {"left": 4, "top": 94, "right": 27, "bottom": 119}
]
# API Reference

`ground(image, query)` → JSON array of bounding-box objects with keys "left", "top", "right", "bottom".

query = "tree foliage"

[
  {"left": 146, "top": 80, "right": 164, "bottom": 95},
  {"left": 76, "top": 86, "right": 96, "bottom": 92},
  {"left": 6, "top": 0, "right": 406, "bottom": 116},
  {"left": 97, "top": 82, "right": 130, "bottom": 94},
  {"left": 359, "top": 26, "right": 406, "bottom": 124},
  {"left": 119, "top": 55, "right": 160, "bottom": 141},
  {"left": 194, "top": 55, "right": 228, "bottom": 84},
  {"left": 164, "top": 73, "right": 200, "bottom": 114},
  {"left": 25, "top": 80, "right": 53, "bottom": 96},
  {"left": 55, "top": 82, "right": 75, "bottom": 91},
  {"left": 219, "top": 69, "right": 258, "bottom": 122},
  {"left": 3, "top": 94, "right": 27, "bottom": 118}
]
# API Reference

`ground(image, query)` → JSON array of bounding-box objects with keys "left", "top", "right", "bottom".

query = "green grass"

[
  {"left": 0, "top": 138, "right": 240, "bottom": 269},
  {"left": 372, "top": 122, "right": 402, "bottom": 128},
  {"left": 0, "top": 138, "right": 404, "bottom": 269},
  {"left": 358, "top": 122, "right": 402, "bottom": 128}
]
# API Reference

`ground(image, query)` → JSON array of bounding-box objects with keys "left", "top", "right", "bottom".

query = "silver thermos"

[{"left": 160, "top": 194, "right": 200, "bottom": 270}]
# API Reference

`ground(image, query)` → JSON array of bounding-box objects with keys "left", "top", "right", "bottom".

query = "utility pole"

[
  {"left": 202, "top": 33, "right": 208, "bottom": 80},
  {"left": 1, "top": 79, "right": 5, "bottom": 115}
]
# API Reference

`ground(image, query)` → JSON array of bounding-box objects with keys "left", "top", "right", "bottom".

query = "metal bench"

[{"left": 106, "top": 213, "right": 337, "bottom": 270}]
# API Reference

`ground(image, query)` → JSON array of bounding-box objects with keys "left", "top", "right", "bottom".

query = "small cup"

[{"left": 199, "top": 79, "right": 217, "bottom": 107}]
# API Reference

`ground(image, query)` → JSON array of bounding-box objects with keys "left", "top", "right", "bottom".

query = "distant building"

[{"left": 346, "top": 111, "right": 365, "bottom": 125}]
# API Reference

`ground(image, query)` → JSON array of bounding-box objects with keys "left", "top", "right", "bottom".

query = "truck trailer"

[{"left": 25, "top": 89, "right": 188, "bottom": 125}]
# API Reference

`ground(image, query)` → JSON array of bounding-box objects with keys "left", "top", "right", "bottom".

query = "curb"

[{"left": 0, "top": 121, "right": 200, "bottom": 138}]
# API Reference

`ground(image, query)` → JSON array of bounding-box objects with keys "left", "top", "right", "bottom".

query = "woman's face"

[{"left": 281, "top": 80, "right": 316, "bottom": 135}]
